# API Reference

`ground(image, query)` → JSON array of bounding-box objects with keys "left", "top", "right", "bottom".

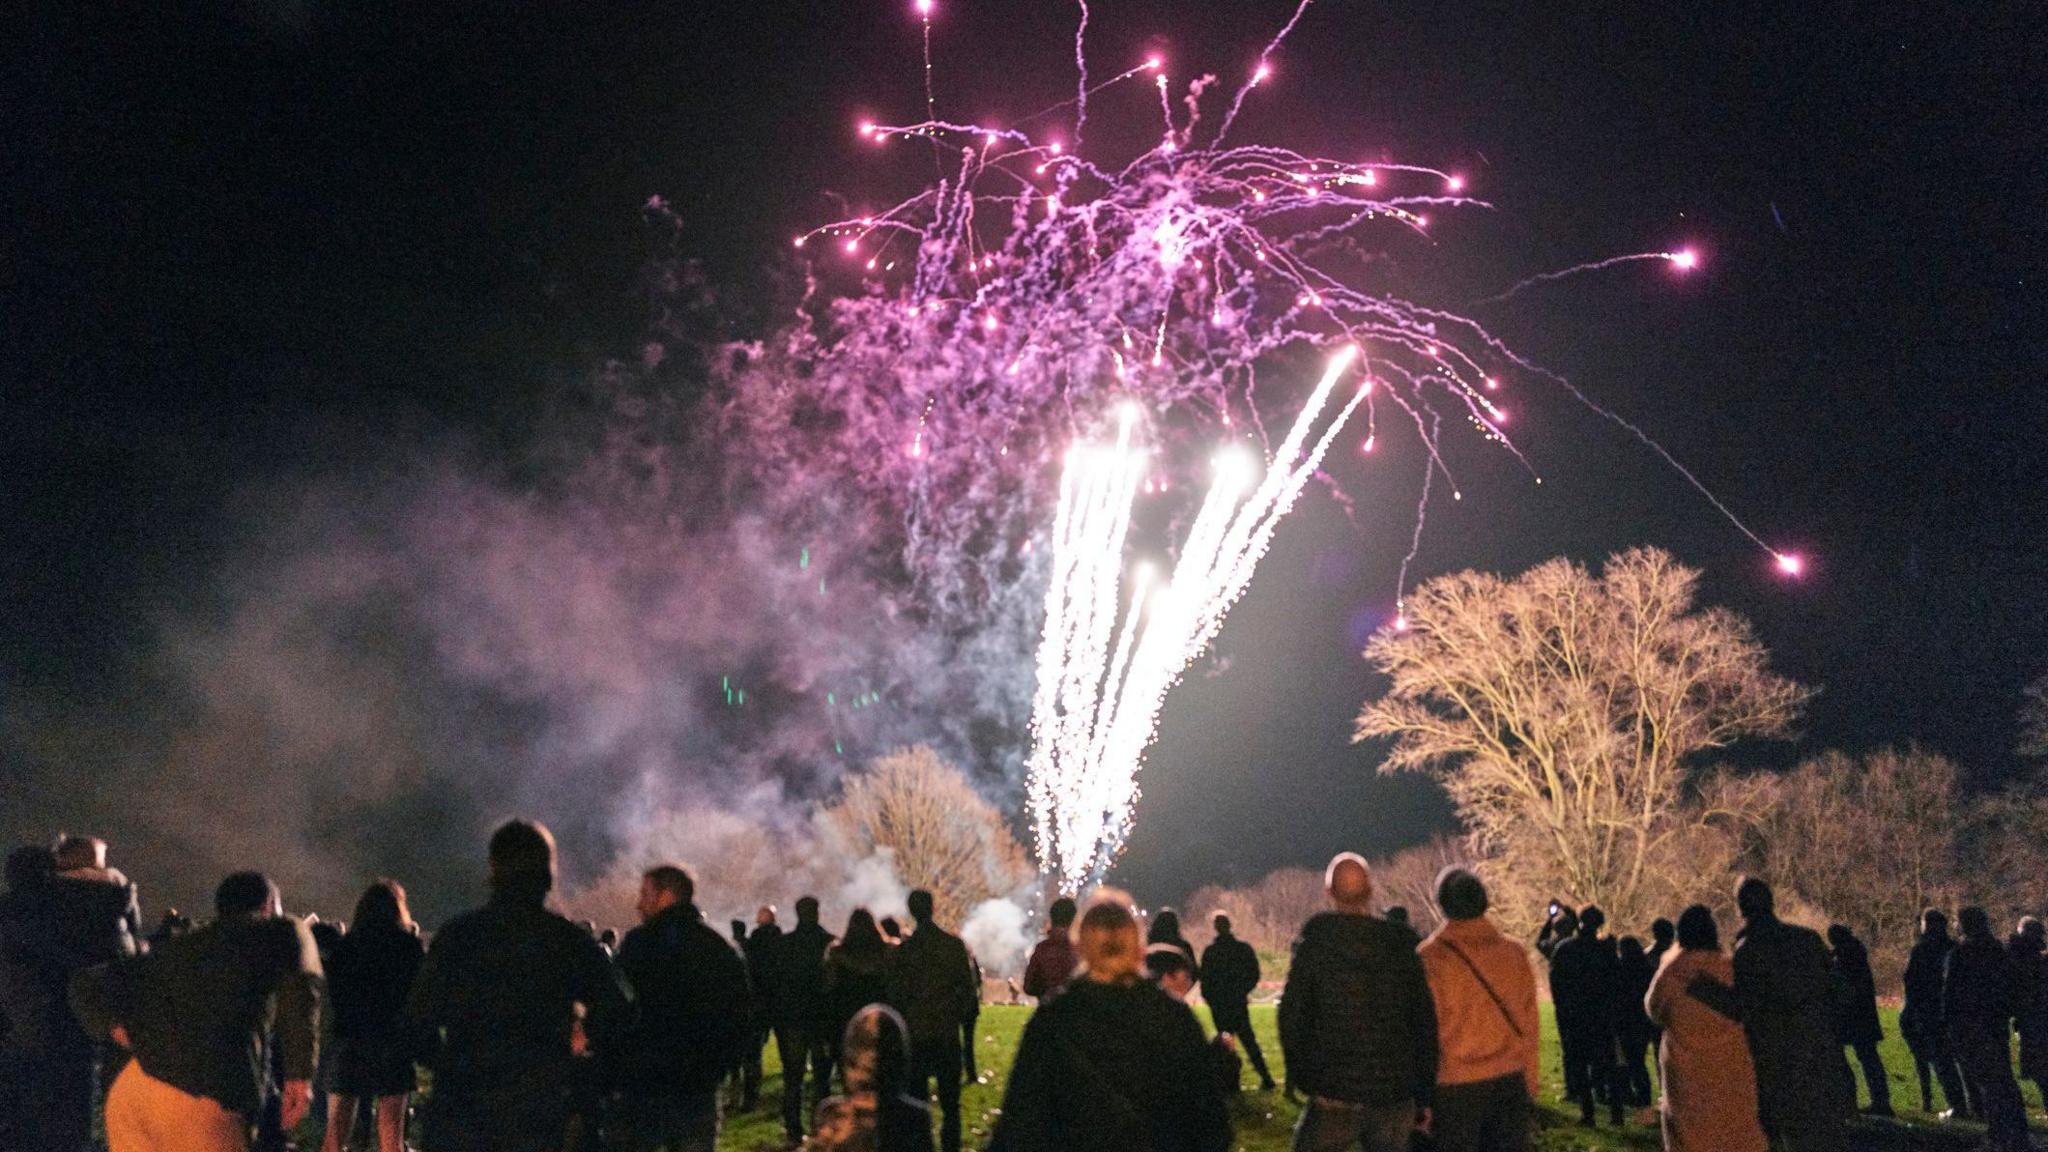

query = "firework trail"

[
  {"left": 1472, "top": 249, "right": 1699, "bottom": 306},
  {"left": 1029, "top": 348, "right": 1366, "bottom": 890}
]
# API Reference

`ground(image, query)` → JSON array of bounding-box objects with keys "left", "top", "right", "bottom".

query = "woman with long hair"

[
  {"left": 825, "top": 908, "right": 893, "bottom": 1081},
  {"left": 321, "top": 879, "right": 424, "bottom": 1152}
]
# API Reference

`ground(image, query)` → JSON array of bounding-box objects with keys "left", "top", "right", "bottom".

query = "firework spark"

[{"left": 1029, "top": 348, "right": 1366, "bottom": 890}]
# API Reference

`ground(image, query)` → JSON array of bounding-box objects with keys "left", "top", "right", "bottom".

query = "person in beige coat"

[{"left": 1644, "top": 905, "right": 1766, "bottom": 1152}]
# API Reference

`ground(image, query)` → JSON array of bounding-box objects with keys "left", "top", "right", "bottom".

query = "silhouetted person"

[
  {"left": 771, "top": 894, "right": 836, "bottom": 1144},
  {"left": 1535, "top": 903, "right": 1577, "bottom": 962},
  {"left": 810, "top": 1004, "right": 935, "bottom": 1152},
  {"left": 2008, "top": 917, "right": 2048, "bottom": 1109},
  {"left": 1417, "top": 868, "right": 1539, "bottom": 1152},
  {"left": 51, "top": 835, "right": 144, "bottom": 951},
  {"left": 1945, "top": 906, "right": 2026, "bottom": 1150},
  {"left": 1146, "top": 908, "right": 1198, "bottom": 976},
  {"left": 1279, "top": 853, "right": 1438, "bottom": 1152},
  {"left": 323, "top": 879, "right": 424, "bottom": 1152},
  {"left": 1901, "top": 908, "right": 1970, "bottom": 1116},
  {"left": 826, "top": 910, "right": 893, "bottom": 1077},
  {"left": 1383, "top": 906, "right": 1420, "bottom": 949},
  {"left": 1823, "top": 924, "right": 1892, "bottom": 1117},
  {"left": 1645, "top": 905, "right": 1766, "bottom": 1152},
  {"left": 1647, "top": 919, "right": 1676, "bottom": 969},
  {"left": 886, "top": 889, "right": 979, "bottom": 1152},
  {"left": 146, "top": 908, "right": 193, "bottom": 950},
  {"left": 72, "top": 871, "right": 322, "bottom": 1152},
  {"left": 1021, "top": 898, "right": 1078, "bottom": 1003},
  {"left": 739, "top": 904, "right": 782, "bottom": 1111},
  {"left": 0, "top": 845, "right": 74, "bottom": 1150},
  {"left": 1729, "top": 876, "right": 1849, "bottom": 1152},
  {"left": 1548, "top": 905, "right": 1622, "bottom": 1126},
  {"left": 1148, "top": 943, "right": 1242, "bottom": 1099},
  {"left": 1614, "top": 936, "right": 1657, "bottom": 1110},
  {"left": 879, "top": 917, "right": 904, "bottom": 947},
  {"left": 611, "top": 863, "right": 751, "bottom": 1152},
  {"left": 26, "top": 834, "right": 145, "bottom": 1151},
  {"left": 1199, "top": 912, "right": 1275, "bottom": 1090},
  {"left": 990, "top": 893, "right": 1230, "bottom": 1152},
  {"left": 406, "top": 819, "right": 629, "bottom": 1152}
]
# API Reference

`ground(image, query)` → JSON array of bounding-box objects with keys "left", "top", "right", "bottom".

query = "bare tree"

[
  {"left": 1356, "top": 547, "right": 1810, "bottom": 933},
  {"left": 824, "top": 744, "right": 1032, "bottom": 929},
  {"left": 1368, "top": 835, "right": 1483, "bottom": 934},
  {"left": 2022, "top": 674, "right": 2048, "bottom": 759},
  {"left": 1185, "top": 866, "right": 1327, "bottom": 958}
]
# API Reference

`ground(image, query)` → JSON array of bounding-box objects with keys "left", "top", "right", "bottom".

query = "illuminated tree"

[
  {"left": 825, "top": 744, "right": 1032, "bottom": 929},
  {"left": 1356, "top": 547, "right": 1809, "bottom": 932}
]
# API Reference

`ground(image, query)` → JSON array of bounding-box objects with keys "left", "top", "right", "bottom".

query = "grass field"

[{"left": 701, "top": 1003, "right": 2043, "bottom": 1151}]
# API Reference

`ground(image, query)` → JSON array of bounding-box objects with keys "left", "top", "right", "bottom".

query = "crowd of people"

[{"left": 4, "top": 825, "right": 2047, "bottom": 1152}]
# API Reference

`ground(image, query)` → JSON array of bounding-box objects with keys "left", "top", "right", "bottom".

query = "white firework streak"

[{"left": 1027, "top": 347, "right": 1366, "bottom": 892}]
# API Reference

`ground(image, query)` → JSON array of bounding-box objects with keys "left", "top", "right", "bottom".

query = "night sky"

[{"left": 6, "top": 1, "right": 2044, "bottom": 913}]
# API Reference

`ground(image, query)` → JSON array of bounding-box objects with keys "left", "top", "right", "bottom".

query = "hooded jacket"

[{"left": 1278, "top": 911, "right": 1439, "bottom": 1106}]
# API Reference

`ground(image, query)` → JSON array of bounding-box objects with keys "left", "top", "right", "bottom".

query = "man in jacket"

[
  {"left": 1824, "top": 924, "right": 1893, "bottom": 1117},
  {"left": 1199, "top": 913, "right": 1275, "bottom": 1091},
  {"left": 407, "top": 819, "right": 631, "bottom": 1152},
  {"left": 887, "top": 889, "right": 980, "bottom": 1152},
  {"left": 71, "top": 871, "right": 322, "bottom": 1152},
  {"left": 1945, "top": 907, "right": 2027, "bottom": 1150},
  {"left": 1547, "top": 905, "right": 1621, "bottom": 1127},
  {"left": 1279, "top": 853, "right": 1439, "bottom": 1152},
  {"left": 1902, "top": 909, "right": 1971, "bottom": 1117},
  {"left": 739, "top": 904, "right": 782, "bottom": 1112},
  {"left": 770, "top": 895, "right": 835, "bottom": 1144},
  {"left": 610, "top": 864, "right": 751, "bottom": 1152},
  {"left": 1418, "top": 868, "right": 1538, "bottom": 1152},
  {"left": 2008, "top": 917, "right": 2048, "bottom": 1109},
  {"left": 1021, "top": 897, "right": 1078, "bottom": 1004},
  {"left": 1, "top": 845, "right": 78, "bottom": 1151},
  {"left": 1730, "top": 877, "right": 1850, "bottom": 1152}
]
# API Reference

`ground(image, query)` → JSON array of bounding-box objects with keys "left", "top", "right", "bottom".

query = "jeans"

[
  {"left": 1432, "top": 1074, "right": 1530, "bottom": 1152},
  {"left": 1210, "top": 1001, "right": 1275, "bottom": 1085},
  {"left": 610, "top": 1092, "right": 719, "bottom": 1152},
  {"left": 775, "top": 1022, "right": 833, "bottom": 1139},
  {"left": 1290, "top": 1096, "right": 1415, "bottom": 1152},
  {"left": 909, "top": 1035, "right": 963, "bottom": 1152},
  {"left": 1556, "top": 1024, "right": 1620, "bottom": 1121},
  {"left": 1954, "top": 1026, "right": 2026, "bottom": 1149},
  {"left": 1905, "top": 1029, "right": 1971, "bottom": 1113},
  {"left": 1845, "top": 1041, "right": 1892, "bottom": 1112}
]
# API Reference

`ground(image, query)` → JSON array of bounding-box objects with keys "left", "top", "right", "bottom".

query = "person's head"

[
  {"left": 52, "top": 835, "right": 107, "bottom": 873},
  {"left": 4, "top": 846, "right": 55, "bottom": 891},
  {"left": 796, "top": 895, "right": 820, "bottom": 925},
  {"left": 2020, "top": 917, "right": 2045, "bottom": 946},
  {"left": 732, "top": 918, "right": 748, "bottom": 941},
  {"left": 907, "top": 888, "right": 935, "bottom": 925},
  {"left": 350, "top": 878, "right": 413, "bottom": 935},
  {"left": 1676, "top": 904, "right": 1719, "bottom": 952},
  {"left": 755, "top": 904, "right": 777, "bottom": 928},
  {"left": 1550, "top": 905, "right": 1580, "bottom": 936},
  {"left": 878, "top": 916, "right": 902, "bottom": 942},
  {"left": 838, "top": 1003, "right": 914, "bottom": 1098},
  {"left": 843, "top": 907, "right": 886, "bottom": 956},
  {"left": 488, "top": 819, "right": 556, "bottom": 903},
  {"left": 1324, "top": 852, "right": 1372, "bottom": 914},
  {"left": 1651, "top": 917, "right": 1675, "bottom": 946},
  {"left": 1577, "top": 904, "right": 1606, "bottom": 936},
  {"left": 1618, "top": 935, "right": 1646, "bottom": 963},
  {"left": 1048, "top": 896, "right": 1077, "bottom": 932},
  {"left": 1147, "top": 908, "right": 1181, "bottom": 943},
  {"left": 1211, "top": 912, "right": 1232, "bottom": 937},
  {"left": 1921, "top": 908, "right": 1950, "bottom": 939},
  {"left": 599, "top": 928, "right": 618, "bottom": 948},
  {"left": 1958, "top": 906, "right": 1992, "bottom": 942},
  {"left": 1145, "top": 943, "right": 1195, "bottom": 1000},
  {"left": 216, "top": 871, "right": 281, "bottom": 920},
  {"left": 1434, "top": 867, "right": 1488, "bottom": 922},
  {"left": 1734, "top": 875, "right": 1775, "bottom": 920},
  {"left": 637, "top": 864, "right": 693, "bottom": 923},
  {"left": 1077, "top": 889, "right": 1143, "bottom": 984},
  {"left": 1826, "top": 924, "right": 1854, "bottom": 950},
  {"left": 1385, "top": 906, "right": 1410, "bottom": 926}
]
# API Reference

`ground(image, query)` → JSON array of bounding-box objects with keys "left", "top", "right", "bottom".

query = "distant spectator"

[
  {"left": 810, "top": 1004, "right": 934, "bottom": 1152},
  {"left": 1729, "top": 877, "right": 1850, "bottom": 1152},
  {"left": 1383, "top": 906, "right": 1420, "bottom": 948},
  {"left": 31, "top": 834, "right": 145, "bottom": 1151},
  {"left": 737, "top": 904, "right": 782, "bottom": 1112},
  {"left": 1902, "top": 909, "right": 1970, "bottom": 1117},
  {"left": 610, "top": 863, "right": 752, "bottom": 1152},
  {"left": 2008, "top": 917, "right": 2048, "bottom": 1108},
  {"left": 0, "top": 844, "right": 78, "bottom": 1150},
  {"left": 322, "top": 879, "right": 424, "bottom": 1152},
  {"left": 885, "top": 889, "right": 980, "bottom": 1152},
  {"left": 1548, "top": 905, "right": 1622, "bottom": 1126},
  {"left": 880, "top": 917, "right": 905, "bottom": 947},
  {"left": 597, "top": 927, "right": 618, "bottom": 955},
  {"left": 1021, "top": 898, "right": 1079, "bottom": 1003},
  {"left": 1279, "top": 853, "right": 1438, "bottom": 1152},
  {"left": 990, "top": 892, "right": 1230, "bottom": 1152},
  {"left": 1148, "top": 943, "right": 1242, "bottom": 1100},
  {"left": 1534, "top": 902, "right": 1577, "bottom": 962},
  {"left": 72, "top": 870, "right": 322, "bottom": 1152},
  {"left": 1824, "top": 924, "right": 1893, "bottom": 1117},
  {"left": 146, "top": 909, "right": 192, "bottom": 950},
  {"left": 406, "top": 819, "right": 630, "bottom": 1152},
  {"left": 1199, "top": 912, "right": 1276, "bottom": 1090},
  {"left": 1417, "top": 867, "right": 1539, "bottom": 1152},
  {"left": 825, "top": 909, "right": 893, "bottom": 1076},
  {"left": 1645, "top": 905, "right": 1765, "bottom": 1152},
  {"left": 1945, "top": 906, "right": 2026, "bottom": 1150},
  {"left": 770, "top": 895, "right": 836, "bottom": 1144},
  {"left": 1647, "top": 918, "right": 1676, "bottom": 969},
  {"left": 1146, "top": 908, "right": 1199, "bottom": 976},
  {"left": 1614, "top": 936, "right": 1657, "bottom": 1110}
]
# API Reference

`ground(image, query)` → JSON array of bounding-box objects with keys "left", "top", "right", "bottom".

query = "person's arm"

[
  {"left": 1276, "top": 937, "right": 1313, "bottom": 1087},
  {"left": 1021, "top": 942, "right": 1051, "bottom": 999},
  {"left": 272, "top": 919, "right": 323, "bottom": 1130}
]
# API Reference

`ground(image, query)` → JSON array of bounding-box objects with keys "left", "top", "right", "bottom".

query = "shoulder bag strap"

[{"left": 1439, "top": 937, "right": 1523, "bottom": 1038}]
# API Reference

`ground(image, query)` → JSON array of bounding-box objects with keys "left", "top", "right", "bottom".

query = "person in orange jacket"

[{"left": 1416, "top": 868, "right": 1540, "bottom": 1151}]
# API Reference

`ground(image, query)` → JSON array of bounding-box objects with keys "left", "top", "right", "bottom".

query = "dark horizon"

[{"left": 5, "top": 1, "right": 2044, "bottom": 921}]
